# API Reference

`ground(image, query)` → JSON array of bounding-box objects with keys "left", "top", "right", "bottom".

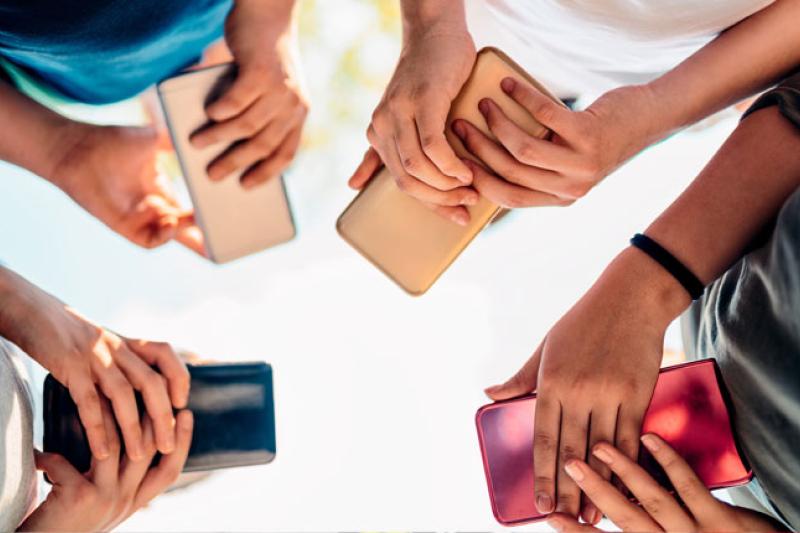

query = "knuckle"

[
  {"left": 639, "top": 496, "right": 661, "bottom": 516},
  {"left": 73, "top": 483, "right": 100, "bottom": 508},
  {"left": 534, "top": 474, "right": 554, "bottom": 487},
  {"left": 517, "top": 141, "right": 540, "bottom": 163},
  {"left": 534, "top": 432, "right": 558, "bottom": 455},
  {"left": 395, "top": 175, "right": 414, "bottom": 193},
  {"left": 401, "top": 156, "right": 421, "bottom": 174},
  {"left": 503, "top": 192, "right": 528, "bottom": 209},
  {"left": 557, "top": 197, "right": 576, "bottom": 207},
  {"left": 560, "top": 444, "right": 582, "bottom": 462},
  {"left": 536, "top": 102, "right": 558, "bottom": 124},
  {"left": 556, "top": 493, "right": 578, "bottom": 509}
]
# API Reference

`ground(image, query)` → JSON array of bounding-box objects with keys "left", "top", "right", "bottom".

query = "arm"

[
  {"left": 485, "top": 78, "right": 800, "bottom": 522},
  {"left": 191, "top": 0, "right": 308, "bottom": 188},
  {"left": 348, "top": 0, "right": 479, "bottom": 226},
  {"left": 457, "top": 0, "right": 800, "bottom": 208},
  {"left": 0, "top": 266, "right": 190, "bottom": 464}
]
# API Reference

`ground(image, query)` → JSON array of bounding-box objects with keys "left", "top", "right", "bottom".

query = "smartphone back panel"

[
  {"left": 158, "top": 64, "right": 295, "bottom": 264},
  {"left": 475, "top": 359, "right": 752, "bottom": 525},
  {"left": 336, "top": 48, "right": 562, "bottom": 295},
  {"left": 43, "top": 362, "right": 276, "bottom": 475}
]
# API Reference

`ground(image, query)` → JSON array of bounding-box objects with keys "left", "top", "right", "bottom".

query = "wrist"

[
  {"left": 402, "top": 1, "right": 469, "bottom": 44},
  {"left": 43, "top": 119, "right": 95, "bottom": 191},
  {"left": 596, "top": 246, "right": 692, "bottom": 330}
]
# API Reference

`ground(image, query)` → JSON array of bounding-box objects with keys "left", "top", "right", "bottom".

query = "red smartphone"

[{"left": 475, "top": 359, "right": 752, "bottom": 526}]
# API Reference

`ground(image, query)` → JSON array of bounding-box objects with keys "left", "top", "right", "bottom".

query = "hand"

[
  {"left": 350, "top": 22, "right": 479, "bottom": 226},
  {"left": 548, "top": 435, "right": 787, "bottom": 532},
  {"left": 0, "top": 267, "right": 190, "bottom": 462},
  {"left": 484, "top": 248, "right": 690, "bottom": 523},
  {"left": 49, "top": 123, "right": 205, "bottom": 254},
  {"left": 453, "top": 79, "right": 657, "bottom": 208},
  {"left": 190, "top": 0, "right": 308, "bottom": 188},
  {"left": 19, "top": 402, "right": 193, "bottom": 532}
]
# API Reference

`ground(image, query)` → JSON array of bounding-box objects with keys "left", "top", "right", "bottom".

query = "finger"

[
  {"left": 640, "top": 434, "right": 722, "bottom": 519},
  {"left": 369, "top": 125, "right": 479, "bottom": 211},
  {"left": 563, "top": 459, "right": 662, "bottom": 532},
  {"left": 91, "top": 397, "right": 122, "bottom": 490},
  {"left": 191, "top": 94, "right": 278, "bottom": 149},
  {"left": 394, "top": 117, "right": 464, "bottom": 191},
  {"left": 478, "top": 98, "right": 582, "bottom": 173},
  {"left": 453, "top": 119, "right": 569, "bottom": 198},
  {"left": 533, "top": 392, "right": 560, "bottom": 514},
  {"left": 426, "top": 202, "right": 471, "bottom": 227},
  {"left": 67, "top": 374, "right": 110, "bottom": 460},
  {"left": 120, "top": 413, "right": 159, "bottom": 493},
  {"left": 94, "top": 361, "right": 144, "bottom": 461},
  {"left": 126, "top": 339, "right": 191, "bottom": 409},
  {"left": 348, "top": 147, "right": 383, "bottom": 190},
  {"left": 591, "top": 441, "right": 695, "bottom": 531},
  {"left": 240, "top": 124, "right": 302, "bottom": 189},
  {"left": 34, "top": 451, "right": 87, "bottom": 487},
  {"left": 484, "top": 343, "right": 543, "bottom": 400},
  {"left": 583, "top": 408, "right": 618, "bottom": 525},
  {"left": 206, "top": 114, "right": 296, "bottom": 182},
  {"left": 614, "top": 404, "right": 647, "bottom": 484},
  {"left": 555, "top": 411, "right": 589, "bottom": 516},
  {"left": 415, "top": 109, "right": 472, "bottom": 184},
  {"left": 130, "top": 195, "right": 180, "bottom": 249},
  {"left": 114, "top": 344, "right": 177, "bottom": 454},
  {"left": 500, "top": 77, "right": 573, "bottom": 135},
  {"left": 174, "top": 213, "right": 207, "bottom": 257},
  {"left": 467, "top": 159, "right": 569, "bottom": 209},
  {"left": 132, "top": 410, "right": 194, "bottom": 511},
  {"left": 206, "top": 67, "right": 262, "bottom": 122},
  {"left": 547, "top": 513, "right": 601, "bottom": 532}
]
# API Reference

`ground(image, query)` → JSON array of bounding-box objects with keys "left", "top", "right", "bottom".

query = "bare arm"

[
  {"left": 456, "top": 0, "right": 800, "bottom": 209},
  {"left": 486, "top": 84, "right": 800, "bottom": 522}
]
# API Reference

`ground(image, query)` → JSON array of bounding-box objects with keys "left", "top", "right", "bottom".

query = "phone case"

[
  {"left": 43, "top": 362, "right": 276, "bottom": 476},
  {"left": 158, "top": 64, "right": 296, "bottom": 264},
  {"left": 475, "top": 359, "right": 752, "bottom": 526},
  {"left": 336, "top": 47, "right": 563, "bottom": 295}
]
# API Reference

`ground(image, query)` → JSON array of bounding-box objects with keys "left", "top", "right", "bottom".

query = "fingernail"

[
  {"left": 461, "top": 194, "right": 478, "bottom": 206},
  {"left": 501, "top": 77, "right": 516, "bottom": 93},
  {"left": 478, "top": 99, "right": 490, "bottom": 115},
  {"left": 453, "top": 212, "right": 469, "bottom": 226},
  {"left": 96, "top": 440, "right": 110, "bottom": 460},
  {"left": 452, "top": 120, "right": 466, "bottom": 139},
  {"left": 484, "top": 385, "right": 501, "bottom": 395},
  {"left": 179, "top": 410, "right": 194, "bottom": 431},
  {"left": 536, "top": 493, "right": 554, "bottom": 513},
  {"left": 564, "top": 460, "right": 584, "bottom": 482},
  {"left": 592, "top": 446, "right": 613, "bottom": 465},
  {"left": 129, "top": 441, "right": 144, "bottom": 461},
  {"left": 641, "top": 434, "right": 660, "bottom": 452}
]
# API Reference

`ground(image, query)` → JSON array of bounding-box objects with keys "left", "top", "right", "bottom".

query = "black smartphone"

[{"left": 43, "top": 362, "right": 276, "bottom": 475}]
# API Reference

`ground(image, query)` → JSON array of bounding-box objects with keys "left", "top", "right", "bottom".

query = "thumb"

[
  {"left": 175, "top": 212, "right": 207, "bottom": 257},
  {"left": 348, "top": 147, "right": 383, "bottom": 190},
  {"left": 484, "top": 344, "right": 543, "bottom": 400},
  {"left": 35, "top": 451, "right": 84, "bottom": 486}
]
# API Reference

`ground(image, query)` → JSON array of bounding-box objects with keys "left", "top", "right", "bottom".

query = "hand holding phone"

[{"left": 476, "top": 360, "right": 751, "bottom": 526}]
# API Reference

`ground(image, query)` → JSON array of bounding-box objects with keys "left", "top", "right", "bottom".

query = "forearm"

[
  {"left": 400, "top": 0, "right": 468, "bottom": 40},
  {"left": 644, "top": 0, "right": 800, "bottom": 139},
  {"left": 646, "top": 103, "right": 800, "bottom": 284},
  {"left": 230, "top": 0, "right": 298, "bottom": 45},
  {"left": 0, "top": 81, "right": 83, "bottom": 182}
]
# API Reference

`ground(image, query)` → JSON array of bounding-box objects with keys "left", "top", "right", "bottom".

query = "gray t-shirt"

[
  {"left": 683, "top": 72, "right": 800, "bottom": 530},
  {"left": 0, "top": 337, "right": 36, "bottom": 532}
]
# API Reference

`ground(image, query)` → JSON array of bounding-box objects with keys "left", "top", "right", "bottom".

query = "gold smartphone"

[
  {"left": 336, "top": 48, "right": 561, "bottom": 295},
  {"left": 158, "top": 63, "right": 296, "bottom": 264}
]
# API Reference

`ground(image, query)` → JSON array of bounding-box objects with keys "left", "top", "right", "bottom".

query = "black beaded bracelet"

[{"left": 630, "top": 233, "right": 705, "bottom": 300}]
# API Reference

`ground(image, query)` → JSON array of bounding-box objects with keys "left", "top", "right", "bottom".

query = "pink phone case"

[{"left": 475, "top": 359, "right": 752, "bottom": 526}]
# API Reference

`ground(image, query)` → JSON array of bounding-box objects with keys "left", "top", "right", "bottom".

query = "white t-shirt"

[
  {"left": 0, "top": 338, "right": 37, "bottom": 532},
  {"left": 467, "top": 0, "right": 775, "bottom": 102}
]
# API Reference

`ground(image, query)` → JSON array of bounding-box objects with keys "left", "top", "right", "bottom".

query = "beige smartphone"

[
  {"left": 336, "top": 48, "right": 562, "bottom": 295},
  {"left": 158, "top": 63, "right": 296, "bottom": 264}
]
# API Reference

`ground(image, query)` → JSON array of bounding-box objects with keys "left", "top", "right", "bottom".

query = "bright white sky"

[{"left": 0, "top": 1, "right": 742, "bottom": 530}]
